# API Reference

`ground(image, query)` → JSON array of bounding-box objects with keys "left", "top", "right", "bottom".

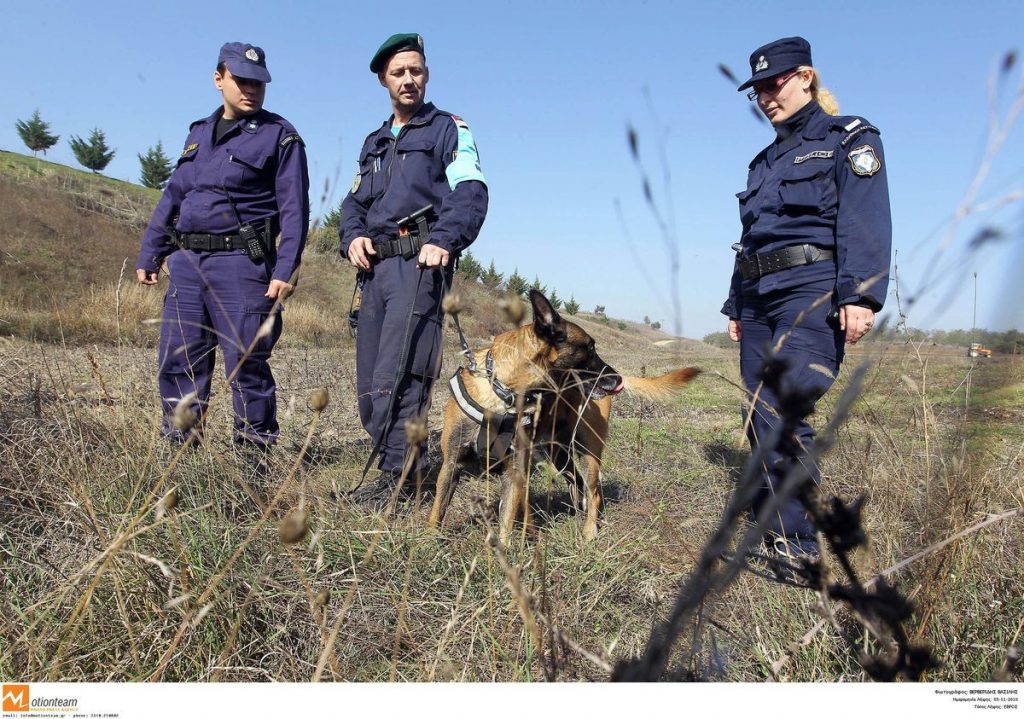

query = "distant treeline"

[{"left": 703, "top": 327, "right": 1023, "bottom": 353}]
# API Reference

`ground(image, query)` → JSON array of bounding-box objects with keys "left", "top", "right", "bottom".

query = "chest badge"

[
  {"left": 848, "top": 144, "right": 881, "bottom": 176},
  {"left": 794, "top": 150, "right": 834, "bottom": 164}
]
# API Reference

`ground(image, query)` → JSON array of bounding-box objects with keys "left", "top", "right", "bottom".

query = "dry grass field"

[{"left": 0, "top": 151, "right": 1021, "bottom": 683}]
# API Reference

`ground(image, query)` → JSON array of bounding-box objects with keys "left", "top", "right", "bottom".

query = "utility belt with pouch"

[
  {"left": 371, "top": 204, "right": 437, "bottom": 260},
  {"left": 175, "top": 218, "right": 273, "bottom": 260}
]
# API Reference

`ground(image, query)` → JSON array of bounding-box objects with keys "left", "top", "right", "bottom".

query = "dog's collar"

[{"left": 483, "top": 351, "right": 516, "bottom": 407}]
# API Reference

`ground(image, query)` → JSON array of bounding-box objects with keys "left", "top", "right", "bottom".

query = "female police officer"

[
  {"left": 136, "top": 42, "right": 309, "bottom": 454},
  {"left": 722, "top": 37, "right": 891, "bottom": 556}
]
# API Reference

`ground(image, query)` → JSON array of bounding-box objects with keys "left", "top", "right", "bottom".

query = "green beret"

[{"left": 370, "top": 33, "right": 425, "bottom": 73}]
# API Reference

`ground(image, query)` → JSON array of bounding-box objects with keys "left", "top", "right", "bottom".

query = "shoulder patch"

[
  {"left": 844, "top": 118, "right": 862, "bottom": 132},
  {"left": 279, "top": 133, "right": 304, "bottom": 149},
  {"left": 181, "top": 143, "right": 199, "bottom": 158},
  {"left": 848, "top": 144, "right": 881, "bottom": 176},
  {"left": 841, "top": 124, "right": 881, "bottom": 148}
]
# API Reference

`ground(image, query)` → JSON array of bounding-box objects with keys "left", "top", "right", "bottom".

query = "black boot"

[{"left": 349, "top": 470, "right": 406, "bottom": 510}]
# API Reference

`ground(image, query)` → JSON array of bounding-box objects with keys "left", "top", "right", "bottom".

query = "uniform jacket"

[
  {"left": 340, "top": 102, "right": 488, "bottom": 256},
  {"left": 136, "top": 107, "right": 310, "bottom": 284},
  {"left": 722, "top": 101, "right": 892, "bottom": 318}
]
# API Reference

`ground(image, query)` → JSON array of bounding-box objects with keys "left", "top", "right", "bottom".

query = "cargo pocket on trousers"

[
  {"left": 406, "top": 314, "right": 443, "bottom": 380},
  {"left": 242, "top": 297, "right": 283, "bottom": 358}
]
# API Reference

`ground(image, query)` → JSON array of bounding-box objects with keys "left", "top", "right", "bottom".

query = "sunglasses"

[{"left": 747, "top": 70, "right": 800, "bottom": 101}]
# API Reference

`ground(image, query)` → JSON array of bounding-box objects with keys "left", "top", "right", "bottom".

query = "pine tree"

[
  {"left": 530, "top": 275, "right": 548, "bottom": 297},
  {"left": 69, "top": 128, "right": 116, "bottom": 174},
  {"left": 138, "top": 141, "right": 173, "bottom": 189},
  {"left": 506, "top": 268, "right": 529, "bottom": 297},
  {"left": 481, "top": 259, "right": 504, "bottom": 289},
  {"left": 564, "top": 296, "right": 580, "bottom": 315},
  {"left": 14, "top": 110, "right": 60, "bottom": 156},
  {"left": 547, "top": 289, "right": 562, "bottom": 311},
  {"left": 457, "top": 250, "right": 483, "bottom": 281},
  {"left": 322, "top": 198, "right": 344, "bottom": 230}
]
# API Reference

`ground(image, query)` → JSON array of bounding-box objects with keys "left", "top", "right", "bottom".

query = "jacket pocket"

[
  {"left": 228, "top": 146, "right": 273, "bottom": 190},
  {"left": 359, "top": 147, "right": 388, "bottom": 198},
  {"left": 778, "top": 164, "right": 835, "bottom": 213},
  {"left": 736, "top": 185, "right": 760, "bottom": 227}
]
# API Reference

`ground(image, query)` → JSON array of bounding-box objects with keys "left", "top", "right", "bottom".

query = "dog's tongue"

[{"left": 609, "top": 377, "right": 625, "bottom": 395}]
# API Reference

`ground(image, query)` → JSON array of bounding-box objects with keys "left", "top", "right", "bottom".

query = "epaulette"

[
  {"left": 279, "top": 133, "right": 304, "bottom": 149},
  {"left": 837, "top": 117, "right": 882, "bottom": 148}
]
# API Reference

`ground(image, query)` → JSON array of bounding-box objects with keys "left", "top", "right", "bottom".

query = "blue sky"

[{"left": 2, "top": 0, "right": 1022, "bottom": 338}]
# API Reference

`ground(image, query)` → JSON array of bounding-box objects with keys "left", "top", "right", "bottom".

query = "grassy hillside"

[
  {"left": 0, "top": 149, "right": 678, "bottom": 351},
  {"left": 0, "top": 149, "right": 1020, "bottom": 684}
]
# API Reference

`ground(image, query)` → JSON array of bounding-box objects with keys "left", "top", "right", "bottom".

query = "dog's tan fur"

[{"left": 428, "top": 291, "right": 698, "bottom": 541}]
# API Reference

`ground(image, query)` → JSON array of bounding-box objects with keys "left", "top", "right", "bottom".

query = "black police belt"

[
  {"left": 739, "top": 244, "right": 834, "bottom": 281},
  {"left": 373, "top": 234, "right": 424, "bottom": 260},
  {"left": 177, "top": 232, "right": 257, "bottom": 252}
]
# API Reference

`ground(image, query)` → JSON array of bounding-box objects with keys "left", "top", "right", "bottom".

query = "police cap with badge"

[
  {"left": 370, "top": 33, "right": 425, "bottom": 73},
  {"left": 219, "top": 42, "right": 272, "bottom": 83},
  {"left": 737, "top": 36, "right": 812, "bottom": 91}
]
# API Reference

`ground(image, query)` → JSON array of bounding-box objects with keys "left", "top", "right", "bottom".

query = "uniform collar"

[
  {"left": 774, "top": 101, "right": 828, "bottom": 157},
  {"left": 204, "top": 107, "right": 266, "bottom": 134},
  {"left": 374, "top": 102, "right": 439, "bottom": 144}
]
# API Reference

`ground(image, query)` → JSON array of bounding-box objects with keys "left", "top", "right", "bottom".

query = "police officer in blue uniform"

[
  {"left": 341, "top": 33, "right": 488, "bottom": 505},
  {"left": 723, "top": 37, "right": 892, "bottom": 556},
  {"left": 137, "top": 42, "right": 310, "bottom": 454}
]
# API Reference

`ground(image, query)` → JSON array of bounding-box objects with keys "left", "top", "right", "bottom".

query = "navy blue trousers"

[
  {"left": 356, "top": 258, "right": 448, "bottom": 473},
  {"left": 739, "top": 278, "right": 844, "bottom": 543},
  {"left": 158, "top": 250, "right": 282, "bottom": 445}
]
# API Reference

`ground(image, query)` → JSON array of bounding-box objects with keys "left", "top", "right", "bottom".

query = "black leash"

[{"left": 352, "top": 268, "right": 426, "bottom": 490}]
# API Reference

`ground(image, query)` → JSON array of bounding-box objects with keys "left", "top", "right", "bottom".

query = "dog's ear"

[{"left": 529, "top": 289, "right": 566, "bottom": 344}]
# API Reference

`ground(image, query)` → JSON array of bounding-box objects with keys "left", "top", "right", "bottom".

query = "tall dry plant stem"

[{"left": 146, "top": 403, "right": 324, "bottom": 681}]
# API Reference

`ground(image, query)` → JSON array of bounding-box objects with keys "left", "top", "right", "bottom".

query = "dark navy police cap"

[
  {"left": 737, "top": 36, "right": 812, "bottom": 91},
  {"left": 370, "top": 33, "right": 425, "bottom": 73},
  {"left": 218, "top": 42, "right": 272, "bottom": 83}
]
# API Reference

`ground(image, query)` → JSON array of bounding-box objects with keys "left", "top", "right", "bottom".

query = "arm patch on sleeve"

[
  {"left": 279, "top": 133, "right": 304, "bottom": 149},
  {"left": 840, "top": 124, "right": 880, "bottom": 148},
  {"left": 445, "top": 118, "right": 486, "bottom": 189}
]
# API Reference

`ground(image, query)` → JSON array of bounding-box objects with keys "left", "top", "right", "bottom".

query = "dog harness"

[{"left": 448, "top": 357, "right": 538, "bottom": 466}]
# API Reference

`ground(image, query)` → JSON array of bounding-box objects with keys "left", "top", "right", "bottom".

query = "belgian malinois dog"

[{"left": 428, "top": 290, "right": 699, "bottom": 540}]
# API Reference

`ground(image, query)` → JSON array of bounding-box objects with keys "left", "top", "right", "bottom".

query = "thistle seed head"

[
  {"left": 173, "top": 394, "right": 198, "bottom": 432},
  {"left": 310, "top": 388, "right": 330, "bottom": 412},
  {"left": 442, "top": 291, "right": 462, "bottom": 316},
  {"left": 405, "top": 417, "right": 428, "bottom": 445},
  {"left": 155, "top": 487, "right": 179, "bottom": 521},
  {"left": 279, "top": 509, "right": 309, "bottom": 545},
  {"left": 499, "top": 293, "right": 526, "bottom": 325}
]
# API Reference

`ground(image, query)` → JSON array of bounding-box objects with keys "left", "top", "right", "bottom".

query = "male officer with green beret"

[{"left": 341, "top": 33, "right": 488, "bottom": 506}]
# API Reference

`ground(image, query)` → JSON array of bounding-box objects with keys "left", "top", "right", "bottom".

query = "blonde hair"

[{"left": 801, "top": 66, "right": 840, "bottom": 116}]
